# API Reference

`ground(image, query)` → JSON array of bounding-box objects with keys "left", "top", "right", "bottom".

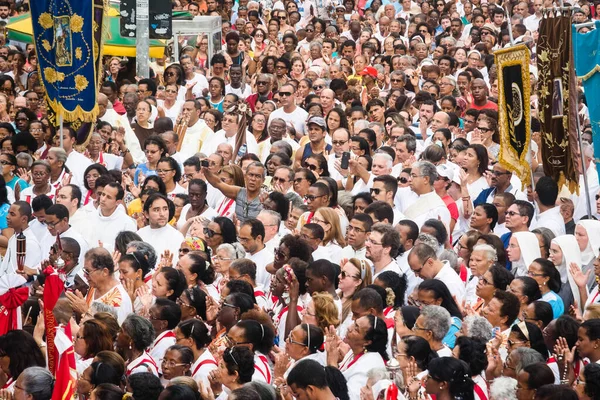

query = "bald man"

[
  {"left": 217, "top": 143, "right": 234, "bottom": 165},
  {"left": 320, "top": 89, "right": 336, "bottom": 115},
  {"left": 470, "top": 78, "right": 498, "bottom": 111}
]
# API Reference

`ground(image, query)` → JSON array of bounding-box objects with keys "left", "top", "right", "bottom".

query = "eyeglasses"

[
  {"left": 0, "top": 160, "right": 13, "bottom": 166},
  {"left": 304, "top": 194, "right": 325, "bottom": 202},
  {"left": 161, "top": 359, "right": 189, "bottom": 368},
  {"left": 224, "top": 334, "right": 251, "bottom": 347},
  {"left": 385, "top": 120, "right": 394, "bottom": 126},
  {"left": 165, "top": 71, "right": 176, "bottom": 77},
  {"left": 286, "top": 334, "right": 307, "bottom": 346},
  {"left": 476, "top": 126, "right": 493, "bottom": 132},
  {"left": 257, "top": 81, "right": 269, "bottom": 85},
  {"left": 366, "top": 238, "right": 383, "bottom": 246},
  {"left": 370, "top": 188, "right": 382, "bottom": 195},
  {"left": 412, "top": 324, "right": 431, "bottom": 332},
  {"left": 156, "top": 169, "right": 174, "bottom": 174},
  {"left": 165, "top": 89, "right": 178, "bottom": 94},
  {"left": 313, "top": 85, "right": 324, "bottom": 90},
  {"left": 398, "top": 177, "right": 408, "bottom": 184},
  {"left": 276, "top": 65, "right": 287, "bottom": 70},
  {"left": 507, "top": 339, "right": 527, "bottom": 347},
  {"left": 304, "top": 163, "right": 318, "bottom": 171},
  {"left": 179, "top": 248, "right": 190, "bottom": 255},
  {"left": 506, "top": 211, "right": 522, "bottom": 217},
  {"left": 480, "top": 276, "right": 492, "bottom": 286},
  {"left": 347, "top": 225, "right": 366, "bottom": 233},
  {"left": 294, "top": 177, "right": 307, "bottom": 183},
  {"left": 341, "top": 270, "right": 360, "bottom": 279},
  {"left": 212, "top": 255, "right": 232, "bottom": 262},
  {"left": 279, "top": 91, "right": 292, "bottom": 97},
  {"left": 527, "top": 271, "right": 546, "bottom": 277},
  {"left": 204, "top": 228, "right": 222, "bottom": 238}
]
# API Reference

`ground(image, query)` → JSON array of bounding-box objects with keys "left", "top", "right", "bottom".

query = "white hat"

[{"left": 436, "top": 164, "right": 454, "bottom": 181}]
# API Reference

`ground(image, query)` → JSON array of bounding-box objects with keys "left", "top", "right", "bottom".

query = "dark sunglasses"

[
  {"left": 204, "top": 228, "right": 222, "bottom": 238},
  {"left": 304, "top": 163, "right": 318, "bottom": 171},
  {"left": 313, "top": 85, "right": 324, "bottom": 90},
  {"left": 398, "top": 177, "right": 408, "bottom": 184}
]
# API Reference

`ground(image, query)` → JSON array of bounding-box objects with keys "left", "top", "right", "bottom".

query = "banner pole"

[
  {"left": 572, "top": 28, "right": 593, "bottom": 217},
  {"left": 505, "top": 5, "right": 515, "bottom": 46},
  {"left": 59, "top": 114, "right": 63, "bottom": 150}
]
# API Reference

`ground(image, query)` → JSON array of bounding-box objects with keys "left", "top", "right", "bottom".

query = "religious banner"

[
  {"left": 573, "top": 21, "right": 600, "bottom": 181},
  {"left": 51, "top": 323, "right": 77, "bottom": 400},
  {"left": 43, "top": 267, "right": 65, "bottom": 374},
  {"left": 495, "top": 44, "right": 532, "bottom": 189},
  {"left": 537, "top": 9, "right": 579, "bottom": 192},
  {"left": 30, "top": 0, "right": 107, "bottom": 147}
]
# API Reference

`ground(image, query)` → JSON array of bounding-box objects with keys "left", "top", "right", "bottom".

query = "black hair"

[
  {"left": 143, "top": 193, "right": 175, "bottom": 221},
  {"left": 584, "top": 363, "right": 600, "bottom": 400},
  {"left": 223, "top": 346, "right": 255, "bottom": 384},
  {"left": 428, "top": 357, "right": 474, "bottom": 400},
  {"left": 83, "top": 164, "right": 109, "bottom": 191},
  {"left": 417, "top": 279, "right": 462, "bottom": 319},
  {"left": 226, "top": 280, "right": 256, "bottom": 302},
  {"left": 511, "top": 321, "right": 548, "bottom": 360},
  {"left": 156, "top": 267, "right": 187, "bottom": 301},
  {"left": 515, "top": 276, "right": 542, "bottom": 304},
  {"left": 242, "top": 218, "right": 265, "bottom": 241},
  {"left": 178, "top": 319, "right": 212, "bottom": 350},
  {"left": 364, "top": 201, "right": 394, "bottom": 225},
  {"left": 214, "top": 216, "right": 238, "bottom": 244},
  {"left": 306, "top": 259, "right": 337, "bottom": 287},
  {"left": 181, "top": 287, "right": 207, "bottom": 320},
  {"left": 455, "top": 336, "right": 488, "bottom": 376},
  {"left": 158, "top": 384, "right": 200, "bottom": 400},
  {"left": 118, "top": 251, "right": 151, "bottom": 279},
  {"left": 287, "top": 359, "right": 349, "bottom": 400},
  {"left": 154, "top": 298, "right": 182, "bottom": 330},
  {"left": 532, "top": 258, "right": 562, "bottom": 293},
  {"left": 186, "top": 252, "right": 216, "bottom": 285},
  {"left": 401, "top": 335, "right": 438, "bottom": 371},
  {"left": 127, "top": 373, "right": 163, "bottom": 400},
  {"left": 375, "top": 271, "right": 407, "bottom": 308},
  {"left": 227, "top": 292, "right": 256, "bottom": 315},
  {"left": 531, "top": 301, "right": 554, "bottom": 328},
  {"left": 93, "top": 384, "right": 125, "bottom": 400},
  {"left": 535, "top": 176, "right": 559, "bottom": 207},
  {"left": 493, "top": 290, "right": 521, "bottom": 326},
  {"left": 235, "top": 320, "right": 275, "bottom": 354},
  {"left": 489, "top": 265, "right": 514, "bottom": 291},
  {"left": 45, "top": 203, "right": 69, "bottom": 221},
  {"left": 522, "top": 362, "right": 555, "bottom": 389},
  {"left": 158, "top": 156, "right": 182, "bottom": 182},
  {"left": 88, "top": 361, "right": 123, "bottom": 386},
  {"left": 353, "top": 287, "right": 383, "bottom": 313},
  {"left": 0, "top": 330, "right": 45, "bottom": 378},
  {"left": 422, "top": 218, "right": 448, "bottom": 247},
  {"left": 279, "top": 234, "right": 313, "bottom": 264},
  {"left": 266, "top": 191, "right": 290, "bottom": 221},
  {"left": 535, "top": 385, "right": 579, "bottom": 400},
  {"left": 299, "top": 324, "right": 324, "bottom": 354}
]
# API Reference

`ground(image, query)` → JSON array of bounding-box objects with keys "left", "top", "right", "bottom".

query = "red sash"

[
  {"left": 83, "top": 190, "right": 93, "bottom": 206},
  {"left": 192, "top": 358, "right": 218, "bottom": 377},
  {"left": 2, "top": 377, "right": 13, "bottom": 389},
  {"left": 153, "top": 331, "right": 176, "bottom": 348},
  {"left": 474, "top": 383, "right": 488, "bottom": 400},
  {"left": 255, "top": 354, "right": 272, "bottom": 383},
  {"left": 340, "top": 352, "right": 364, "bottom": 371},
  {"left": 127, "top": 354, "right": 158, "bottom": 376}
]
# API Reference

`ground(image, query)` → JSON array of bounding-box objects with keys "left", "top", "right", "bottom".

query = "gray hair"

[
  {"left": 472, "top": 244, "right": 498, "bottom": 262},
  {"left": 462, "top": 315, "right": 493, "bottom": 341},
  {"left": 530, "top": 228, "right": 555, "bottom": 252},
  {"left": 217, "top": 242, "right": 246, "bottom": 260},
  {"left": 416, "top": 233, "right": 440, "bottom": 254},
  {"left": 397, "top": 134, "right": 417, "bottom": 153},
  {"left": 420, "top": 305, "right": 451, "bottom": 341},
  {"left": 16, "top": 152, "right": 33, "bottom": 168},
  {"left": 258, "top": 209, "right": 282, "bottom": 229},
  {"left": 49, "top": 147, "right": 68, "bottom": 164},
  {"left": 369, "top": 122, "right": 385, "bottom": 133},
  {"left": 271, "top": 140, "right": 293, "bottom": 159},
  {"left": 439, "top": 249, "right": 457, "bottom": 268},
  {"left": 513, "top": 347, "right": 545, "bottom": 374},
  {"left": 121, "top": 314, "right": 156, "bottom": 350},
  {"left": 390, "top": 70, "right": 406, "bottom": 81},
  {"left": 413, "top": 161, "right": 438, "bottom": 185},
  {"left": 490, "top": 377, "right": 517, "bottom": 400},
  {"left": 367, "top": 367, "right": 389, "bottom": 381},
  {"left": 128, "top": 241, "right": 158, "bottom": 269},
  {"left": 373, "top": 152, "right": 393, "bottom": 169},
  {"left": 20, "top": 367, "right": 54, "bottom": 400},
  {"left": 89, "top": 302, "right": 118, "bottom": 320},
  {"left": 309, "top": 42, "right": 323, "bottom": 51},
  {"left": 353, "top": 119, "right": 370, "bottom": 132}
]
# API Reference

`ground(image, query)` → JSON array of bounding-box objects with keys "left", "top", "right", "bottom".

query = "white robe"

[{"left": 137, "top": 224, "right": 185, "bottom": 263}]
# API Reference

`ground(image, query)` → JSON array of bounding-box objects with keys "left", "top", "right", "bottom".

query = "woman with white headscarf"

[
  {"left": 575, "top": 220, "right": 600, "bottom": 290},
  {"left": 549, "top": 235, "right": 581, "bottom": 313},
  {"left": 506, "top": 232, "right": 541, "bottom": 277}
]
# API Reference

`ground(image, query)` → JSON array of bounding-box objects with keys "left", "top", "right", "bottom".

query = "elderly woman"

[
  {"left": 161, "top": 345, "right": 194, "bottom": 383},
  {"left": 68, "top": 248, "right": 133, "bottom": 325},
  {"left": 466, "top": 244, "right": 497, "bottom": 306},
  {"left": 575, "top": 220, "right": 600, "bottom": 290},
  {"left": 117, "top": 314, "right": 158, "bottom": 377},
  {"left": 212, "top": 242, "right": 246, "bottom": 293},
  {"left": 175, "top": 319, "right": 217, "bottom": 386},
  {"left": 273, "top": 324, "right": 324, "bottom": 384},
  {"left": 412, "top": 305, "right": 453, "bottom": 356},
  {"left": 19, "top": 160, "right": 53, "bottom": 204},
  {"left": 13, "top": 367, "right": 54, "bottom": 400}
]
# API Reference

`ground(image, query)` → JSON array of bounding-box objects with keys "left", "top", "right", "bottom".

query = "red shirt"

[
  {"left": 113, "top": 99, "right": 127, "bottom": 115},
  {"left": 470, "top": 100, "right": 498, "bottom": 111}
]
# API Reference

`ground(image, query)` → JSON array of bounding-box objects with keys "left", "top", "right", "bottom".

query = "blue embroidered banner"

[
  {"left": 573, "top": 21, "right": 600, "bottom": 181},
  {"left": 30, "top": 0, "right": 106, "bottom": 145}
]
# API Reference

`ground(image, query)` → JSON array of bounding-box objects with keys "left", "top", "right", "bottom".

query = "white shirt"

[
  {"left": 434, "top": 261, "right": 465, "bottom": 303},
  {"left": 1, "top": 227, "right": 41, "bottom": 274},
  {"left": 127, "top": 350, "right": 159, "bottom": 377},
  {"left": 372, "top": 259, "right": 402, "bottom": 280},
  {"left": 66, "top": 150, "right": 92, "bottom": 194},
  {"left": 200, "top": 129, "right": 259, "bottom": 159},
  {"left": 225, "top": 84, "right": 253, "bottom": 99},
  {"left": 268, "top": 106, "right": 309, "bottom": 136},
  {"left": 532, "top": 206, "right": 566, "bottom": 237},
  {"left": 186, "top": 73, "right": 209, "bottom": 98},
  {"left": 88, "top": 205, "right": 137, "bottom": 251},
  {"left": 178, "top": 119, "right": 214, "bottom": 161},
  {"left": 100, "top": 109, "right": 146, "bottom": 164},
  {"left": 248, "top": 246, "right": 275, "bottom": 289},
  {"left": 138, "top": 224, "right": 185, "bottom": 263},
  {"left": 191, "top": 349, "right": 218, "bottom": 387},
  {"left": 149, "top": 330, "right": 176, "bottom": 374},
  {"left": 89, "top": 152, "right": 123, "bottom": 171}
]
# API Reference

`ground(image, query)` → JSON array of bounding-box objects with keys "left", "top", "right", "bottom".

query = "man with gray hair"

[
  {"left": 128, "top": 240, "right": 158, "bottom": 269},
  {"left": 17, "top": 367, "right": 54, "bottom": 400},
  {"left": 257, "top": 209, "right": 282, "bottom": 253},
  {"left": 347, "top": 152, "right": 393, "bottom": 195},
  {"left": 498, "top": 348, "right": 545, "bottom": 380},
  {"left": 413, "top": 305, "right": 452, "bottom": 357},
  {"left": 395, "top": 160, "right": 451, "bottom": 230}
]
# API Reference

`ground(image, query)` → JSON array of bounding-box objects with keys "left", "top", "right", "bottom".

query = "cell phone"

[
  {"left": 341, "top": 151, "right": 350, "bottom": 169},
  {"left": 201, "top": 159, "right": 209, "bottom": 168}
]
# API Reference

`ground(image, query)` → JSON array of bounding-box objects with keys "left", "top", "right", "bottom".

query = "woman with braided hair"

[
  {"left": 415, "top": 357, "right": 475, "bottom": 400},
  {"left": 373, "top": 270, "right": 408, "bottom": 318}
]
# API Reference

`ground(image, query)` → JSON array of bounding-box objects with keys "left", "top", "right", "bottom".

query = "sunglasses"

[
  {"left": 313, "top": 85, "right": 324, "bottom": 90},
  {"left": 279, "top": 91, "right": 292, "bottom": 97},
  {"left": 304, "top": 163, "right": 318, "bottom": 171},
  {"left": 398, "top": 177, "right": 408, "bottom": 184},
  {"left": 204, "top": 228, "right": 222, "bottom": 238},
  {"left": 370, "top": 188, "right": 382, "bottom": 195}
]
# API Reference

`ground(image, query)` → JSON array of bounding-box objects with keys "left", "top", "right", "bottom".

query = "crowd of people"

[{"left": 0, "top": 0, "right": 598, "bottom": 400}]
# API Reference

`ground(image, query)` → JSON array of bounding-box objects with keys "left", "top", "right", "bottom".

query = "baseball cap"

[
  {"left": 358, "top": 66, "right": 378, "bottom": 79},
  {"left": 436, "top": 164, "right": 454, "bottom": 181},
  {"left": 307, "top": 116, "right": 327, "bottom": 129}
]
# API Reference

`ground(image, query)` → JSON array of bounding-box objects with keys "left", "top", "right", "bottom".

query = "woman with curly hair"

[
  {"left": 374, "top": 270, "right": 407, "bottom": 317},
  {"left": 302, "top": 292, "right": 340, "bottom": 333}
]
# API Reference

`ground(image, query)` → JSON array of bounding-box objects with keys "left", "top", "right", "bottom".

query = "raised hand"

[
  {"left": 569, "top": 262, "right": 590, "bottom": 288},
  {"left": 65, "top": 289, "right": 88, "bottom": 316}
]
